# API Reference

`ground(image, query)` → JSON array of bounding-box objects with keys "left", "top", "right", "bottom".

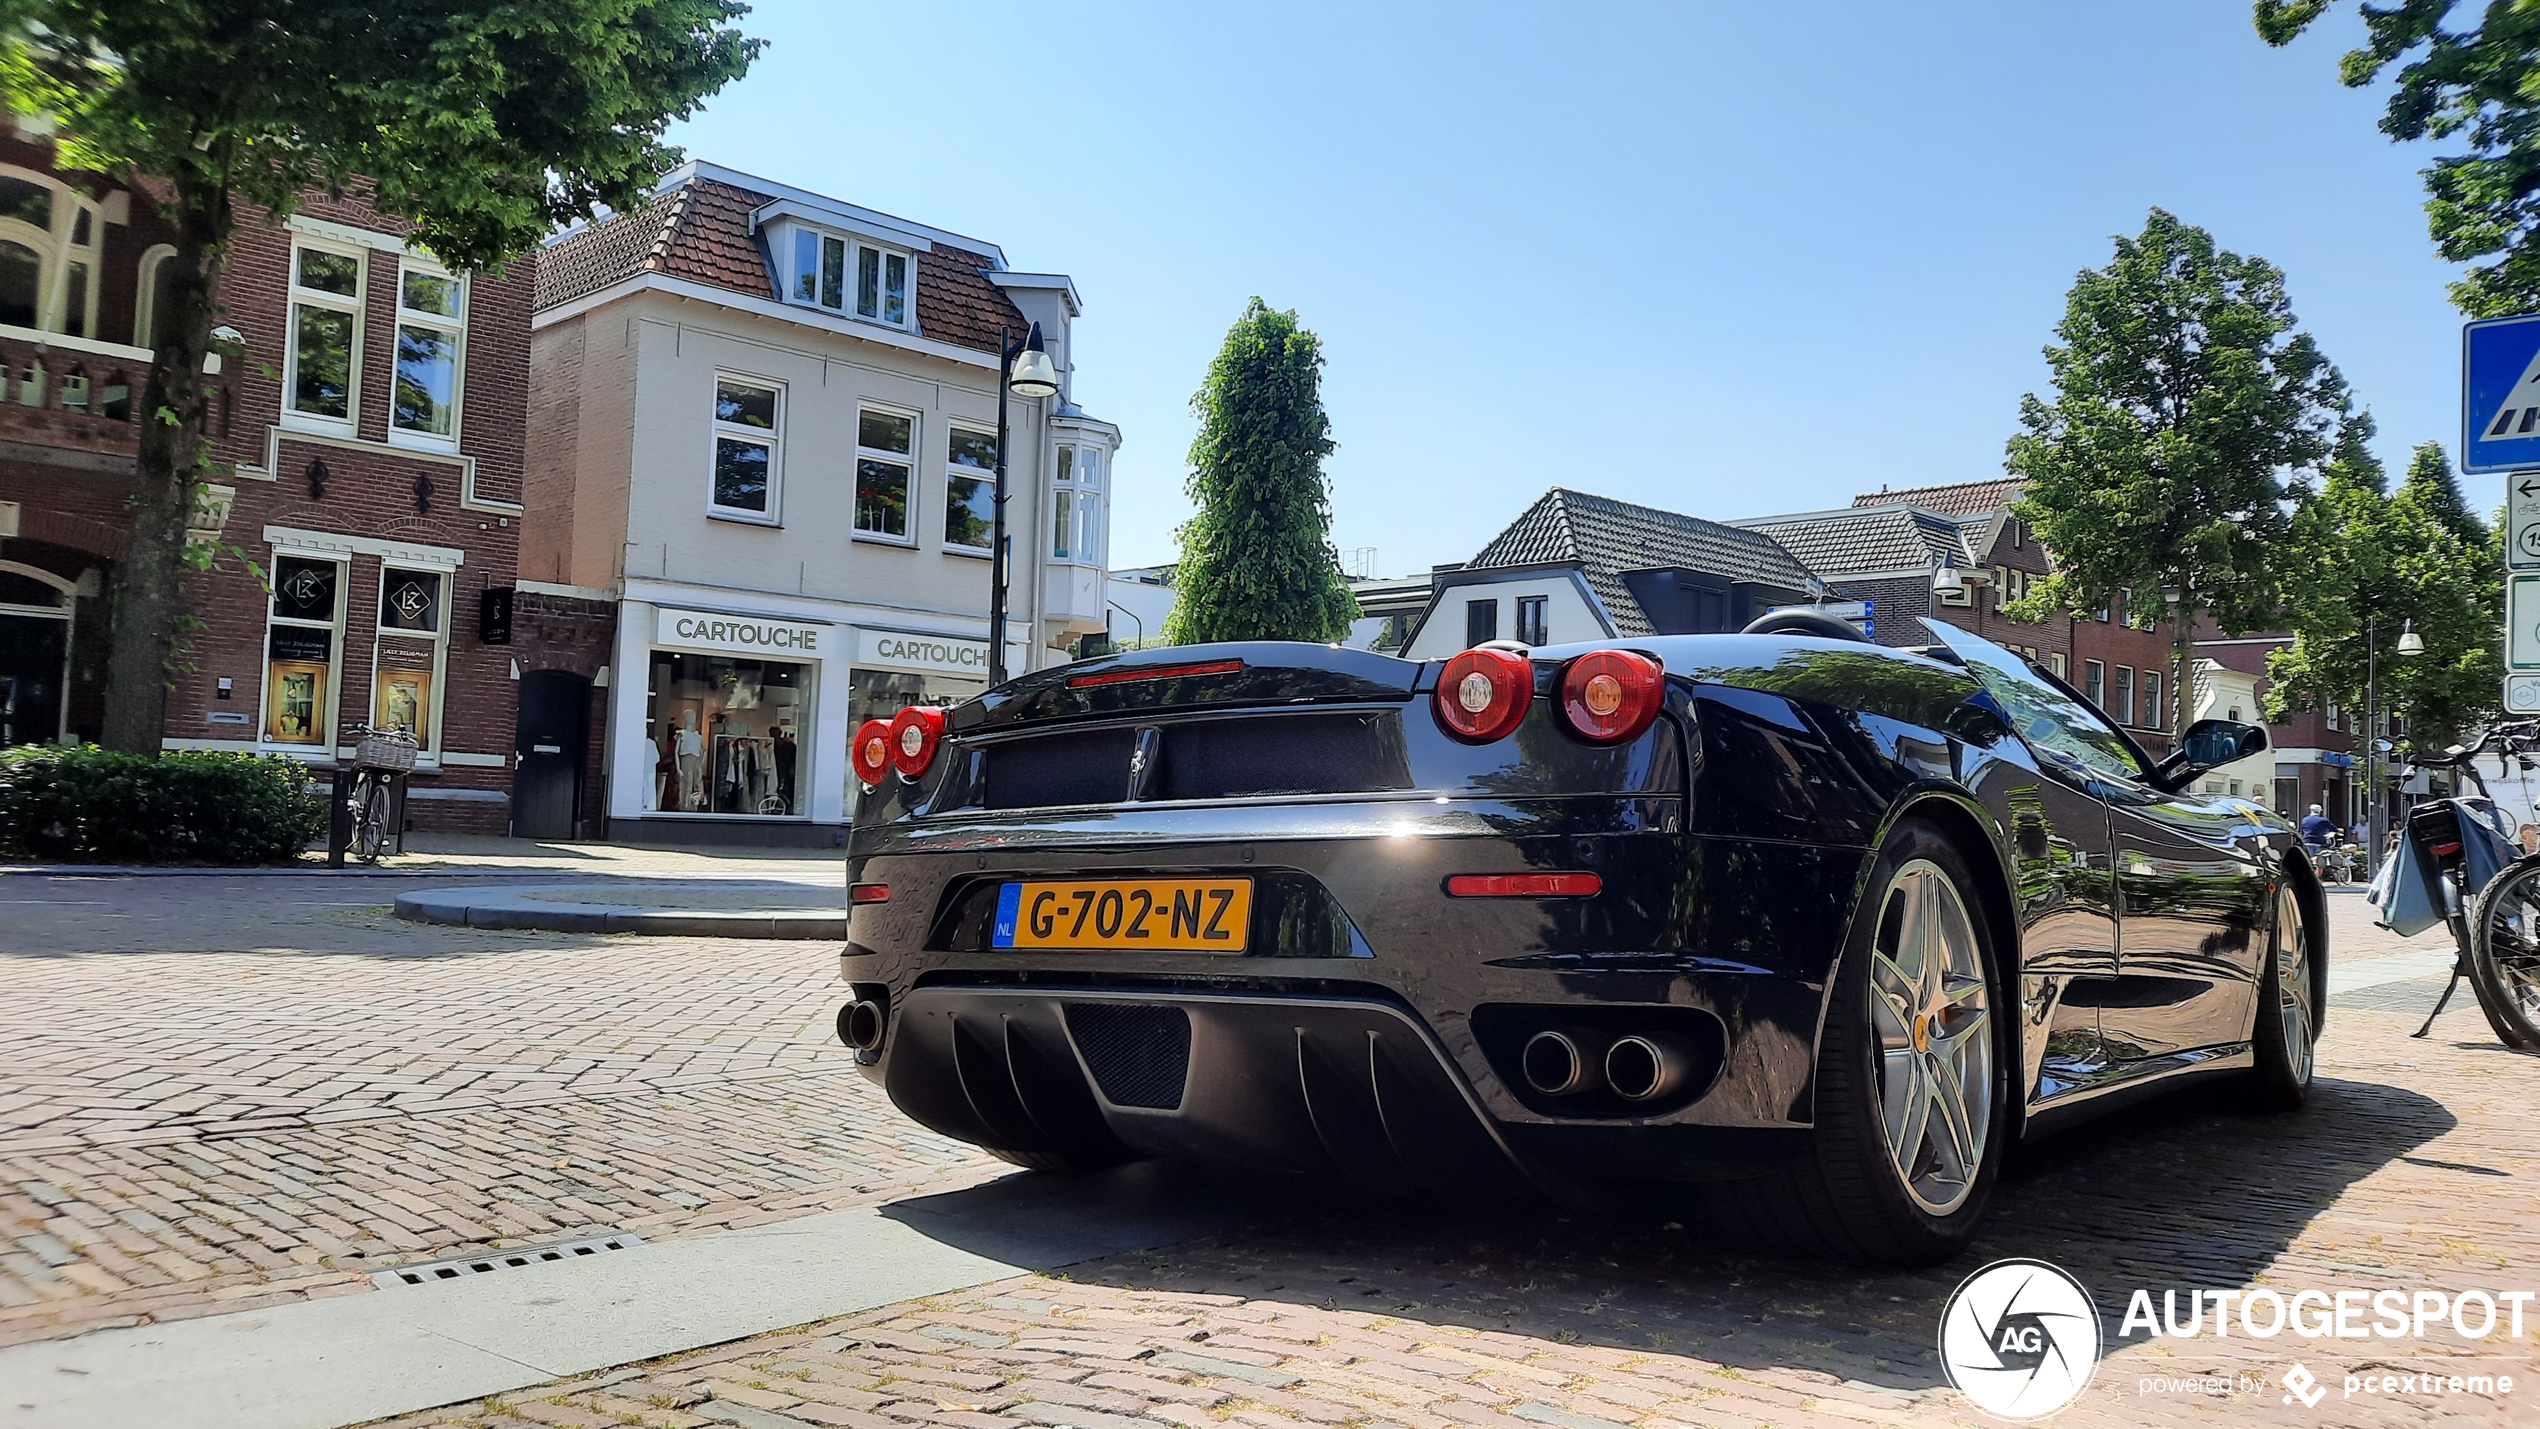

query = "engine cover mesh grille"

[{"left": 1063, "top": 1002, "right": 1192, "bottom": 1110}]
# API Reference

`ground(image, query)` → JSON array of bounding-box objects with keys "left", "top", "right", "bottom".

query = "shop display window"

[
  {"left": 264, "top": 556, "right": 341, "bottom": 745},
  {"left": 374, "top": 665, "right": 433, "bottom": 746},
  {"left": 646, "top": 653, "right": 808, "bottom": 816}
]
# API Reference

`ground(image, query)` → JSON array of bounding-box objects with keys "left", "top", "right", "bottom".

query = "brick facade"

[{"left": 0, "top": 130, "right": 531, "bottom": 832}]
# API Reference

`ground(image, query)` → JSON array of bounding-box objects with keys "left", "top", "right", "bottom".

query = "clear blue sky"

[{"left": 661, "top": 0, "right": 2467, "bottom": 577}]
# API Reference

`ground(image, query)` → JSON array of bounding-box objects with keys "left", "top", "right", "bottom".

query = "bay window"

[
  {"left": 0, "top": 168, "right": 102, "bottom": 338},
  {"left": 287, "top": 242, "right": 364, "bottom": 427},
  {"left": 855, "top": 407, "right": 915, "bottom": 539},
  {"left": 391, "top": 263, "right": 465, "bottom": 443},
  {"left": 1050, "top": 444, "right": 1104, "bottom": 563}
]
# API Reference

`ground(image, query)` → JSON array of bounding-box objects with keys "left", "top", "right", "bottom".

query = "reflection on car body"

[{"left": 838, "top": 616, "right": 2320, "bottom": 1266}]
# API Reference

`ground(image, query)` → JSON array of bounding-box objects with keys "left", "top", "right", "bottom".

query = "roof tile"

[
  {"left": 1466, "top": 488, "right": 1819, "bottom": 636},
  {"left": 1849, "top": 478, "right": 2022, "bottom": 516}
]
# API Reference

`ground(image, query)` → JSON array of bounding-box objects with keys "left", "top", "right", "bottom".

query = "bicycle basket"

[{"left": 353, "top": 731, "right": 419, "bottom": 772}]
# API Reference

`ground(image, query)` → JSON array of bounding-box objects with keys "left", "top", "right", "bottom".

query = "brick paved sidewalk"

[
  {"left": 380, "top": 909, "right": 2540, "bottom": 1429},
  {"left": 0, "top": 888, "right": 999, "bottom": 1347}
]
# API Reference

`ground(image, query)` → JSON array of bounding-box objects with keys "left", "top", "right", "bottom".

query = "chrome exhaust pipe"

[
  {"left": 1605, "top": 1034, "right": 1689, "bottom": 1101},
  {"left": 837, "top": 999, "right": 886, "bottom": 1052},
  {"left": 1521, "top": 1030, "right": 1603, "bottom": 1096}
]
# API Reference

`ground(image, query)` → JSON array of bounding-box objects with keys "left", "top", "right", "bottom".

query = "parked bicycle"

[
  {"left": 343, "top": 723, "right": 417, "bottom": 863},
  {"left": 2369, "top": 720, "right": 2540, "bottom": 1051}
]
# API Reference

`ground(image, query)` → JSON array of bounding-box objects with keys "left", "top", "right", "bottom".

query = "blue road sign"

[{"left": 2464, "top": 315, "right": 2540, "bottom": 472}]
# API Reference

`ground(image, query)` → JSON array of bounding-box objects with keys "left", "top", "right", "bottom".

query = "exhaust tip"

[
  {"left": 837, "top": 999, "right": 885, "bottom": 1052},
  {"left": 1521, "top": 1030, "right": 1596, "bottom": 1096},
  {"left": 1605, "top": 1035, "right": 1685, "bottom": 1102}
]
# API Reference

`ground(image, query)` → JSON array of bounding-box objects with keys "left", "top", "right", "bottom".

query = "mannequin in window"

[
  {"left": 675, "top": 710, "right": 706, "bottom": 811},
  {"left": 773, "top": 719, "right": 797, "bottom": 814}
]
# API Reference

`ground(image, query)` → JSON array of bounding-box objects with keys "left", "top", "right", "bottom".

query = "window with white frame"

[
  {"left": 391, "top": 262, "right": 465, "bottom": 443},
  {"left": 855, "top": 407, "right": 915, "bottom": 538},
  {"left": 710, "top": 376, "right": 781, "bottom": 520},
  {"left": 1051, "top": 444, "right": 1104, "bottom": 563},
  {"left": 373, "top": 567, "right": 447, "bottom": 750},
  {"left": 787, "top": 227, "right": 912, "bottom": 328},
  {"left": 134, "top": 245, "right": 179, "bottom": 350},
  {"left": 263, "top": 556, "right": 343, "bottom": 746},
  {"left": 0, "top": 168, "right": 102, "bottom": 338},
  {"left": 944, "top": 428, "right": 996, "bottom": 552},
  {"left": 2143, "top": 670, "right": 2163, "bottom": 731},
  {"left": 286, "top": 241, "right": 364, "bottom": 426},
  {"left": 2084, "top": 659, "right": 2106, "bottom": 711},
  {"left": 2113, "top": 665, "right": 2135, "bottom": 725}
]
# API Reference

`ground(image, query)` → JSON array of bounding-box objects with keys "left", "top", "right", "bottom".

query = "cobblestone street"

[{"left": 7, "top": 878, "right": 2539, "bottom": 1427}]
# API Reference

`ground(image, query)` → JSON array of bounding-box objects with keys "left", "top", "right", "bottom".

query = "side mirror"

[{"left": 2151, "top": 719, "right": 2268, "bottom": 792}]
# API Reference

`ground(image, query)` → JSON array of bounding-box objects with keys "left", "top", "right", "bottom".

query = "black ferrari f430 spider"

[{"left": 837, "top": 615, "right": 2319, "bottom": 1265}]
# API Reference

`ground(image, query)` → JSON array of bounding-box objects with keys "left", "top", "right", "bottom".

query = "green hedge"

[{"left": 0, "top": 745, "right": 328, "bottom": 864}]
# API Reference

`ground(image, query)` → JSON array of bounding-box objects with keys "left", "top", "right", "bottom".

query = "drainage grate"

[
  {"left": 371, "top": 1232, "right": 644, "bottom": 1288},
  {"left": 1064, "top": 1002, "right": 1192, "bottom": 1110}
]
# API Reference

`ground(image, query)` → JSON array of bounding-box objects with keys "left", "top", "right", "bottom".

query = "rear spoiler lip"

[{"left": 952, "top": 640, "right": 1426, "bottom": 736}]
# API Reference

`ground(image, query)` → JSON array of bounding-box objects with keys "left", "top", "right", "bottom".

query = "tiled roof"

[
  {"left": 1739, "top": 505, "right": 1984, "bottom": 580},
  {"left": 1466, "top": 488, "right": 1818, "bottom": 636},
  {"left": 534, "top": 177, "right": 1027, "bottom": 354},
  {"left": 1849, "top": 478, "right": 2022, "bottom": 516}
]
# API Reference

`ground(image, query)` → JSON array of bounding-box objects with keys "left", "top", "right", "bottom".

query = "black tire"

[
  {"left": 355, "top": 781, "right": 392, "bottom": 863},
  {"left": 2466, "top": 856, "right": 2540, "bottom": 1053},
  {"left": 985, "top": 1146, "right": 1135, "bottom": 1173},
  {"left": 2240, "top": 875, "right": 2320, "bottom": 1110},
  {"left": 1716, "top": 817, "right": 2012, "bottom": 1266}
]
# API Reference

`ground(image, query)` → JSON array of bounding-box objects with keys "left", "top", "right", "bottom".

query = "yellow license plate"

[{"left": 993, "top": 879, "right": 1251, "bottom": 952}]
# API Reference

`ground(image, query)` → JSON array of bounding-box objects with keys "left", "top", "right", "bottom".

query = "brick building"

[
  {"left": 525, "top": 162, "right": 1118, "bottom": 845},
  {"left": 0, "top": 127, "right": 532, "bottom": 830},
  {"left": 2191, "top": 628, "right": 2360, "bottom": 822},
  {"left": 1733, "top": 479, "right": 2180, "bottom": 756}
]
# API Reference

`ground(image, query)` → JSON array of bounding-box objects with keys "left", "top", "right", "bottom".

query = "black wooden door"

[{"left": 511, "top": 670, "right": 590, "bottom": 839}]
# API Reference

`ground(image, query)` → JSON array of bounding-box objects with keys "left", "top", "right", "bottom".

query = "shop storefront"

[{"left": 844, "top": 627, "right": 989, "bottom": 815}]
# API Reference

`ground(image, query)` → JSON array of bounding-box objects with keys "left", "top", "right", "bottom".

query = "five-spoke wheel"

[{"left": 1868, "top": 860, "right": 1994, "bottom": 1217}]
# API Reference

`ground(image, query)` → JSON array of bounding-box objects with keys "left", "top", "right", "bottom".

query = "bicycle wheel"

[
  {"left": 2464, "top": 855, "right": 2540, "bottom": 1052},
  {"left": 354, "top": 780, "right": 393, "bottom": 863}
]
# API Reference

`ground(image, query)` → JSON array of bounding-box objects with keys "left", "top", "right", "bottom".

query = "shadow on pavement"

[{"left": 880, "top": 1073, "right": 2452, "bottom": 1396}]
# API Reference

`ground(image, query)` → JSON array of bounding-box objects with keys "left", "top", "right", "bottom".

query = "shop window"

[
  {"left": 391, "top": 263, "right": 464, "bottom": 443},
  {"left": 1516, "top": 595, "right": 1548, "bottom": 647},
  {"left": 373, "top": 567, "right": 446, "bottom": 748},
  {"left": 944, "top": 428, "right": 996, "bottom": 552},
  {"left": 855, "top": 407, "right": 914, "bottom": 539},
  {"left": 264, "top": 556, "right": 342, "bottom": 745},
  {"left": 286, "top": 242, "right": 363, "bottom": 427},
  {"left": 646, "top": 653, "right": 808, "bottom": 816},
  {"left": 710, "top": 376, "right": 781, "bottom": 520}
]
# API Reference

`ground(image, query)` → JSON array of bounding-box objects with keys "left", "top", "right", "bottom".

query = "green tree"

[
  {"left": 1166, "top": 298, "right": 1358, "bottom": 645},
  {"left": 2268, "top": 431, "right": 2503, "bottom": 747},
  {"left": 2006, "top": 208, "right": 2349, "bottom": 730},
  {"left": 2256, "top": 1, "right": 2540, "bottom": 316},
  {"left": 0, "top": 1, "right": 760, "bottom": 753}
]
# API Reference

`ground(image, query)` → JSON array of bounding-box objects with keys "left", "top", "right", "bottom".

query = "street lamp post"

[
  {"left": 988, "top": 323, "right": 1060, "bottom": 689},
  {"left": 2364, "top": 616, "right": 2426, "bottom": 860}
]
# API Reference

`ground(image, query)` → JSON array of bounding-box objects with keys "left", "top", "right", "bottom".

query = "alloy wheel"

[
  {"left": 2274, "top": 882, "right": 2315, "bottom": 1084},
  {"left": 1868, "top": 859, "right": 1993, "bottom": 1216}
]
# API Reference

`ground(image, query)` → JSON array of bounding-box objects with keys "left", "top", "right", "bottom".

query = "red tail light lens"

[
  {"left": 1559, "top": 650, "right": 1664, "bottom": 744},
  {"left": 851, "top": 719, "right": 894, "bottom": 786},
  {"left": 849, "top": 882, "right": 891, "bottom": 904},
  {"left": 888, "top": 705, "right": 947, "bottom": 779},
  {"left": 1434, "top": 648, "right": 1534, "bottom": 743}
]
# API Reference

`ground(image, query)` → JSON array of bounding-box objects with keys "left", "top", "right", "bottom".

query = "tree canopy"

[
  {"left": 0, "top": 0, "right": 760, "bottom": 752},
  {"left": 2257, "top": 0, "right": 2540, "bottom": 315},
  {"left": 1166, "top": 298, "right": 1359, "bottom": 645},
  {"left": 2267, "top": 429, "right": 2502, "bottom": 746},
  {"left": 2006, "top": 208, "right": 2349, "bottom": 727}
]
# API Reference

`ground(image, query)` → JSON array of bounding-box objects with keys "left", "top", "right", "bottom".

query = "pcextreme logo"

[{"left": 1938, "top": 1258, "right": 2104, "bottom": 1421}]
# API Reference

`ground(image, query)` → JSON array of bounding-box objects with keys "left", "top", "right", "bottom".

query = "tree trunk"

[
  {"left": 2172, "top": 597, "right": 2194, "bottom": 739},
  {"left": 99, "top": 168, "right": 231, "bottom": 755}
]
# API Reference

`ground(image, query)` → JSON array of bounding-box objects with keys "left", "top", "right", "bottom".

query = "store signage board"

[
  {"left": 653, "top": 607, "right": 829, "bottom": 658},
  {"left": 853, "top": 627, "right": 992, "bottom": 677},
  {"left": 2464, "top": 315, "right": 2540, "bottom": 472}
]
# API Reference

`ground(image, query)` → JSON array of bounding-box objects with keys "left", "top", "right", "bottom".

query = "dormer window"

[{"left": 786, "top": 226, "right": 911, "bottom": 328}]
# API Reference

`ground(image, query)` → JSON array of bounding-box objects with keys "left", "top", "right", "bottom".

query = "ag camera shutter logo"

[{"left": 1939, "top": 1258, "right": 2103, "bottom": 1420}]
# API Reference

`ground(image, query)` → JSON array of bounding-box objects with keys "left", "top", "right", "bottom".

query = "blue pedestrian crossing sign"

[{"left": 2464, "top": 315, "right": 2540, "bottom": 472}]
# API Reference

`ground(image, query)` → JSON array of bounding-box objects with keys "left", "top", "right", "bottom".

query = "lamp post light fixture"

[
  {"left": 2364, "top": 615, "right": 2426, "bottom": 862},
  {"left": 987, "top": 323, "right": 1060, "bottom": 689}
]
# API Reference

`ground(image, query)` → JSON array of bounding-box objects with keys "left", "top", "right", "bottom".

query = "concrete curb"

[{"left": 393, "top": 884, "right": 846, "bottom": 939}]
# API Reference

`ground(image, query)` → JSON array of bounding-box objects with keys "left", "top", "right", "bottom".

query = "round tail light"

[
  {"left": 888, "top": 705, "right": 947, "bottom": 779},
  {"left": 851, "top": 719, "right": 894, "bottom": 786},
  {"left": 1435, "top": 648, "right": 1533, "bottom": 743},
  {"left": 1559, "top": 650, "right": 1664, "bottom": 743}
]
